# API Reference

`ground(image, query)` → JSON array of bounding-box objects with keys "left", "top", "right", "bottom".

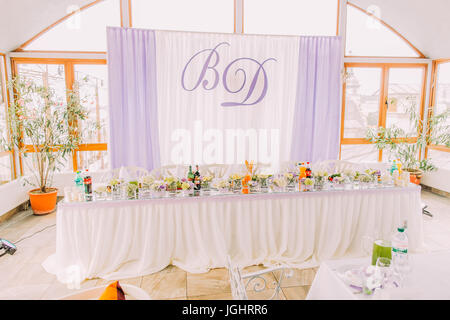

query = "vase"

[
  {"left": 28, "top": 188, "right": 58, "bottom": 215},
  {"left": 259, "top": 179, "right": 269, "bottom": 193},
  {"left": 286, "top": 180, "right": 296, "bottom": 191},
  {"left": 232, "top": 180, "right": 242, "bottom": 193}
]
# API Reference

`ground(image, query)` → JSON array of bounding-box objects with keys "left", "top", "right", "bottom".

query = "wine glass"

[{"left": 376, "top": 257, "right": 392, "bottom": 289}]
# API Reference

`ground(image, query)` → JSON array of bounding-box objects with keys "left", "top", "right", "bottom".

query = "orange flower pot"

[{"left": 28, "top": 188, "right": 58, "bottom": 215}]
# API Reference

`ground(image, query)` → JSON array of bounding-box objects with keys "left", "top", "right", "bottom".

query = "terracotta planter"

[
  {"left": 406, "top": 169, "right": 422, "bottom": 185},
  {"left": 28, "top": 188, "right": 58, "bottom": 215}
]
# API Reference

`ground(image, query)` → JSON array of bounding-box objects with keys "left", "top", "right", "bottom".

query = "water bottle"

[{"left": 391, "top": 225, "right": 410, "bottom": 284}]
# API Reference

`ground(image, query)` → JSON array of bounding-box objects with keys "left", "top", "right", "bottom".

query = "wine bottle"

[
  {"left": 188, "top": 165, "right": 195, "bottom": 182},
  {"left": 305, "top": 162, "right": 312, "bottom": 178},
  {"left": 194, "top": 165, "right": 201, "bottom": 191}
]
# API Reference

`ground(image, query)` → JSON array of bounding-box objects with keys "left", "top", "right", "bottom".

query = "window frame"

[
  {"left": 340, "top": 62, "right": 428, "bottom": 162},
  {"left": 425, "top": 59, "right": 450, "bottom": 159},
  {"left": 11, "top": 57, "right": 108, "bottom": 175},
  {"left": 0, "top": 53, "right": 16, "bottom": 182}
]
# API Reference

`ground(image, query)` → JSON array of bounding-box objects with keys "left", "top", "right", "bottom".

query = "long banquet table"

[{"left": 43, "top": 185, "right": 424, "bottom": 283}]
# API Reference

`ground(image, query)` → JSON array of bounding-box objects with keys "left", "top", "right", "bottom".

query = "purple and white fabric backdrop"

[
  {"left": 106, "top": 27, "right": 160, "bottom": 171},
  {"left": 290, "top": 36, "right": 342, "bottom": 163},
  {"left": 106, "top": 28, "right": 342, "bottom": 169}
]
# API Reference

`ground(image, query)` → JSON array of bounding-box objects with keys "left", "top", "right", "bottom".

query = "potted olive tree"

[
  {"left": 2, "top": 76, "right": 90, "bottom": 214},
  {"left": 366, "top": 99, "right": 450, "bottom": 184}
]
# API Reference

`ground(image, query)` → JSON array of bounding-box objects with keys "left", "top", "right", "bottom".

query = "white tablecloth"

[
  {"left": 306, "top": 250, "right": 450, "bottom": 300},
  {"left": 43, "top": 185, "right": 424, "bottom": 282}
]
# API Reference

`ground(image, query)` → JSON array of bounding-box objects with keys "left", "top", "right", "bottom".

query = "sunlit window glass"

[
  {"left": 132, "top": 0, "right": 233, "bottom": 33},
  {"left": 25, "top": 0, "right": 121, "bottom": 51},
  {"left": 244, "top": 0, "right": 338, "bottom": 36},
  {"left": 345, "top": 4, "right": 419, "bottom": 57}
]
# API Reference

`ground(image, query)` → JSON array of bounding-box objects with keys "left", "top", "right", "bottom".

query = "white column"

[{"left": 235, "top": 0, "right": 244, "bottom": 34}]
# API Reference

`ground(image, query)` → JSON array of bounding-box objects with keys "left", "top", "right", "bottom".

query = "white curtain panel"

[{"left": 155, "top": 31, "right": 299, "bottom": 170}]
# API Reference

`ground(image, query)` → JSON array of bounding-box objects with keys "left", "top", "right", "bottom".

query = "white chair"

[
  {"left": 58, "top": 284, "right": 151, "bottom": 300},
  {"left": 226, "top": 256, "right": 292, "bottom": 300}
]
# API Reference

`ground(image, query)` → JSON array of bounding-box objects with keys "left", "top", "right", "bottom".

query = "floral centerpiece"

[
  {"left": 270, "top": 176, "right": 287, "bottom": 192},
  {"left": 140, "top": 175, "right": 154, "bottom": 188},
  {"left": 201, "top": 174, "right": 213, "bottom": 190},
  {"left": 313, "top": 171, "right": 328, "bottom": 190},
  {"left": 107, "top": 178, "right": 122, "bottom": 199},
  {"left": 229, "top": 173, "right": 243, "bottom": 193},
  {"left": 164, "top": 176, "right": 179, "bottom": 196},
  {"left": 253, "top": 173, "right": 272, "bottom": 191},
  {"left": 213, "top": 179, "right": 231, "bottom": 193},
  {"left": 332, "top": 175, "right": 347, "bottom": 189},
  {"left": 180, "top": 180, "right": 194, "bottom": 196},
  {"left": 150, "top": 180, "right": 166, "bottom": 197},
  {"left": 94, "top": 185, "right": 107, "bottom": 200},
  {"left": 284, "top": 172, "right": 297, "bottom": 191},
  {"left": 303, "top": 177, "right": 314, "bottom": 192},
  {"left": 126, "top": 181, "right": 139, "bottom": 199},
  {"left": 248, "top": 180, "right": 259, "bottom": 193}
]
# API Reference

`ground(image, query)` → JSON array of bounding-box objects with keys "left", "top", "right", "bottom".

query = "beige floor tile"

[
  {"left": 282, "top": 285, "right": 311, "bottom": 300},
  {"left": 96, "top": 276, "right": 142, "bottom": 287},
  {"left": 187, "top": 268, "right": 231, "bottom": 297},
  {"left": 160, "top": 264, "right": 185, "bottom": 274},
  {"left": 141, "top": 271, "right": 186, "bottom": 299},
  {"left": 188, "top": 292, "right": 233, "bottom": 300},
  {"left": 40, "top": 279, "right": 98, "bottom": 300}
]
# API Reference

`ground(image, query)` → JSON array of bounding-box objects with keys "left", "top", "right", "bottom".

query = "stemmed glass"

[{"left": 375, "top": 257, "right": 397, "bottom": 290}]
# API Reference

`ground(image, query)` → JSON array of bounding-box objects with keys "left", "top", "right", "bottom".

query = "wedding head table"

[{"left": 43, "top": 184, "right": 424, "bottom": 284}]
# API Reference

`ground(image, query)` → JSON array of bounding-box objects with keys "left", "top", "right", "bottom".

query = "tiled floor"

[{"left": 0, "top": 189, "right": 448, "bottom": 300}]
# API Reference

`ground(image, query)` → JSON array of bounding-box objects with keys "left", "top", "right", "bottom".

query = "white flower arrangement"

[
  {"left": 333, "top": 176, "right": 346, "bottom": 184},
  {"left": 213, "top": 179, "right": 230, "bottom": 190},
  {"left": 181, "top": 181, "right": 193, "bottom": 190},
  {"left": 164, "top": 176, "right": 179, "bottom": 190},
  {"left": 94, "top": 185, "right": 107, "bottom": 193},
  {"left": 141, "top": 175, "right": 155, "bottom": 186},
  {"left": 272, "top": 178, "right": 287, "bottom": 188},
  {"left": 229, "top": 173, "right": 243, "bottom": 181},
  {"left": 151, "top": 180, "right": 166, "bottom": 192}
]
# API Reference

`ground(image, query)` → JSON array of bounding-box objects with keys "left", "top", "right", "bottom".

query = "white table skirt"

[
  {"left": 43, "top": 185, "right": 424, "bottom": 282},
  {"left": 306, "top": 250, "right": 450, "bottom": 300}
]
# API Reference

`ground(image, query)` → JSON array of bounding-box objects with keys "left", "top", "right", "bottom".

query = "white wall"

[{"left": 421, "top": 169, "right": 450, "bottom": 193}]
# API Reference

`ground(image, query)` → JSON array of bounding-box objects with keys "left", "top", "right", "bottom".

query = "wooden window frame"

[
  {"left": 340, "top": 62, "right": 428, "bottom": 162},
  {"left": 11, "top": 57, "right": 108, "bottom": 175},
  {"left": 425, "top": 59, "right": 450, "bottom": 158},
  {"left": 0, "top": 53, "right": 16, "bottom": 181}
]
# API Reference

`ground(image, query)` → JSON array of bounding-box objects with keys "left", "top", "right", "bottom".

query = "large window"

[
  {"left": 0, "top": 55, "right": 14, "bottom": 183},
  {"left": 244, "top": 0, "right": 338, "bottom": 36},
  {"left": 341, "top": 63, "right": 427, "bottom": 162},
  {"left": 23, "top": 0, "right": 121, "bottom": 51},
  {"left": 427, "top": 61, "right": 450, "bottom": 169},
  {"left": 345, "top": 3, "right": 421, "bottom": 57},
  {"left": 13, "top": 59, "right": 109, "bottom": 174},
  {"left": 131, "top": 0, "right": 234, "bottom": 33}
]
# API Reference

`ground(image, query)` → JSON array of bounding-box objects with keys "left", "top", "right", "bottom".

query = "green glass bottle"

[{"left": 188, "top": 165, "right": 195, "bottom": 183}]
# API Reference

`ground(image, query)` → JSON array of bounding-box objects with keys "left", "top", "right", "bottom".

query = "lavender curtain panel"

[
  {"left": 290, "top": 36, "right": 342, "bottom": 162},
  {"left": 106, "top": 27, "right": 160, "bottom": 171}
]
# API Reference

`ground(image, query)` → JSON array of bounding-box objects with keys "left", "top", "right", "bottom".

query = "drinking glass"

[{"left": 376, "top": 257, "right": 392, "bottom": 286}]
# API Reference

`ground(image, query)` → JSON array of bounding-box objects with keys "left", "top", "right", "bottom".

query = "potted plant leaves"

[{"left": 2, "top": 76, "right": 91, "bottom": 214}]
